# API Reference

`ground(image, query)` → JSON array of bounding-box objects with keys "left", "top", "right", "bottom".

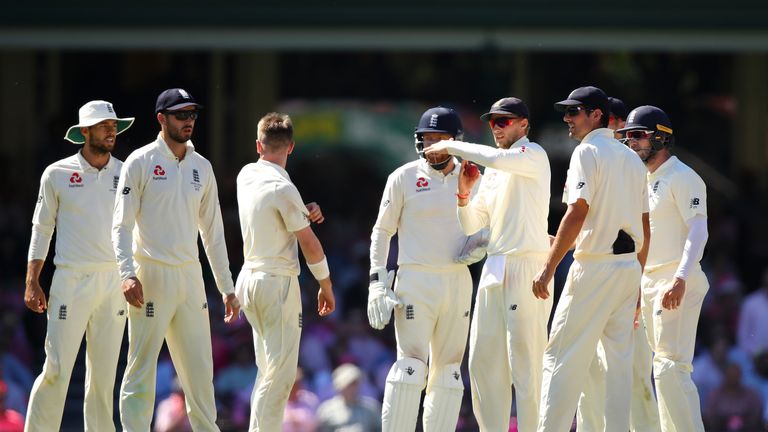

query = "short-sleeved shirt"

[
  {"left": 28, "top": 151, "right": 122, "bottom": 269},
  {"left": 565, "top": 128, "right": 649, "bottom": 257},
  {"left": 646, "top": 156, "right": 707, "bottom": 269},
  {"left": 237, "top": 159, "right": 310, "bottom": 276}
]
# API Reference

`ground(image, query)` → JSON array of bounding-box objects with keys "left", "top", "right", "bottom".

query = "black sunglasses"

[
  {"left": 489, "top": 117, "right": 521, "bottom": 129},
  {"left": 165, "top": 110, "right": 199, "bottom": 121},
  {"left": 564, "top": 106, "right": 591, "bottom": 117}
]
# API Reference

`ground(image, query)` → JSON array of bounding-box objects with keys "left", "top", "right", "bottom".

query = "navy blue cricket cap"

[
  {"left": 608, "top": 97, "right": 629, "bottom": 120},
  {"left": 155, "top": 88, "right": 204, "bottom": 113},
  {"left": 480, "top": 97, "right": 530, "bottom": 121},
  {"left": 554, "top": 86, "right": 609, "bottom": 115}
]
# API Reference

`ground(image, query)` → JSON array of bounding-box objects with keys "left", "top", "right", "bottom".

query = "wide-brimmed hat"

[
  {"left": 64, "top": 100, "right": 134, "bottom": 144},
  {"left": 332, "top": 363, "right": 362, "bottom": 391}
]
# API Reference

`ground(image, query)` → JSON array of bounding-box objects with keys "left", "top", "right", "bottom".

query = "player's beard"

[
  {"left": 87, "top": 135, "right": 114, "bottom": 155},
  {"left": 168, "top": 123, "right": 194, "bottom": 144}
]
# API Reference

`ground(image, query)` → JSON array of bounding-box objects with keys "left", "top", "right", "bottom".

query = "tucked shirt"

[
  {"left": 29, "top": 150, "right": 122, "bottom": 269},
  {"left": 645, "top": 155, "right": 708, "bottom": 270},
  {"left": 370, "top": 158, "right": 471, "bottom": 269},
  {"left": 447, "top": 136, "right": 551, "bottom": 256},
  {"left": 565, "top": 128, "right": 648, "bottom": 257},
  {"left": 112, "top": 133, "right": 234, "bottom": 295},
  {"left": 236, "top": 159, "right": 310, "bottom": 276}
]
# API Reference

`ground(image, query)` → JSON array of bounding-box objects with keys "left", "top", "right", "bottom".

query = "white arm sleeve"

[
  {"left": 673, "top": 214, "right": 708, "bottom": 280},
  {"left": 28, "top": 168, "right": 57, "bottom": 261},
  {"left": 370, "top": 173, "right": 402, "bottom": 269},
  {"left": 112, "top": 158, "right": 142, "bottom": 281},
  {"left": 198, "top": 165, "right": 235, "bottom": 295},
  {"left": 442, "top": 140, "right": 542, "bottom": 177}
]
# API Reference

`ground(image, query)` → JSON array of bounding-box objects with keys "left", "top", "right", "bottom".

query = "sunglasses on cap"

[
  {"left": 564, "top": 106, "right": 593, "bottom": 117},
  {"left": 624, "top": 130, "right": 655, "bottom": 140},
  {"left": 489, "top": 117, "right": 522, "bottom": 129},
  {"left": 165, "top": 110, "right": 199, "bottom": 121}
]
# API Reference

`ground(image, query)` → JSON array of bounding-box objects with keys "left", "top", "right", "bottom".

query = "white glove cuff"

[
  {"left": 308, "top": 256, "right": 330, "bottom": 280},
  {"left": 369, "top": 266, "right": 388, "bottom": 286}
]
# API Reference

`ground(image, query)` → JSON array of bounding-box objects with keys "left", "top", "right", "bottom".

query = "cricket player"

[
  {"left": 24, "top": 100, "right": 133, "bottom": 431},
  {"left": 577, "top": 96, "right": 661, "bottom": 432},
  {"left": 113, "top": 88, "right": 240, "bottom": 431},
  {"left": 620, "top": 105, "right": 708, "bottom": 432},
  {"left": 532, "top": 86, "right": 650, "bottom": 432},
  {"left": 369, "top": 106, "right": 478, "bottom": 432},
  {"left": 424, "top": 97, "right": 553, "bottom": 432},
  {"left": 235, "top": 112, "right": 335, "bottom": 431}
]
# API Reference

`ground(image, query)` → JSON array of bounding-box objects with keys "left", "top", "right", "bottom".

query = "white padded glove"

[
  {"left": 455, "top": 228, "right": 490, "bottom": 265},
  {"left": 367, "top": 267, "right": 400, "bottom": 330}
]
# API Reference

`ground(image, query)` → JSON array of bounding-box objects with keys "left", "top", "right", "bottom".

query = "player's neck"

[
  {"left": 160, "top": 131, "right": 188, "bottom": 160},
  {"left": 440, "top": 158, "right": 455, "bottom": 175},
  {"left": 260, "top": 152, "right": 288, "bottom": 169},
  {"left": 647, "top": 151, "right": 671, "bottom": 173},
  {"left": 81, "top": 144, "right": 110, "bottom": 170}
]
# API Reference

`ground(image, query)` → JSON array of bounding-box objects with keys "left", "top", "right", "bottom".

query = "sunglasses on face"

[
  {"left": 165, "top": 110, "right": 199, "bottom": 121},
  {"left": 564, "top": 106, "right": 591, "bottom": 117},
  {"left": 489, "top": 117, "right": 521, "bottom": 129},
  {"left": 624, "top": 130, "right": 655, "bottom": 140}
]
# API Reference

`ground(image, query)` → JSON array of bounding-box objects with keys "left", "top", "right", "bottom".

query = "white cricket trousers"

[
  {"left": 641, "top": 263, "right": 708, "bottom": 432},
  {"left": 469, "top": 254, "right": 553, "bottom": 432},
  {"left": 25, "top": 266, "right": 126, "bottom": 432},
  {"left": 576, "top": 325, "right": 660, "bottom": 432},
  {"left": 120, "top": 260, "right": 219, "bottom": 432},
  {"left": 235, "top": 269, "right": 301, "bottom": 432},
  {"left": 538, "top": 255, "right": 640, "bottom": 432}
]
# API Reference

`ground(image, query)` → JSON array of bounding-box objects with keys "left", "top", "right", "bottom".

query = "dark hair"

[
  {"left": 258, "top": 112, "right": 293, "bottom": 148},
  {"left": 587, "top": 107, "right": 609, "bottom": 128}
]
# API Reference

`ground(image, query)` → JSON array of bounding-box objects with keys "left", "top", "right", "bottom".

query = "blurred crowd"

[{"left": 1, "top": 126, "right": 767, "bottom": 431}]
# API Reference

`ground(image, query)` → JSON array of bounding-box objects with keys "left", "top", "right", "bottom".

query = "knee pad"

[
  {"left": 423, "top": 363, "right": 464, "bottom": 432},
  {"left": 382, "top": 358, "right": 427, "bottom": 432}
]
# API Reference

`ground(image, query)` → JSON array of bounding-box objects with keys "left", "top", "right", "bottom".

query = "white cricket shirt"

[
  {"left": 645, "top": 156, "right": 707, "bottom": 270},
  {"left": 29, "top": 151, "right": 122, "bottom": 269},
  {"left": 448, "top": 137, "right": 551, "bottom": 255},
  {"left": 112, "top": 134, "right": 234, "bottom": 295},
  {"left": 236, "top": 159, "right": 310, "bottom": 277},
  {"left": 565, "top": 128, "right": 648, "bottom": 257}
]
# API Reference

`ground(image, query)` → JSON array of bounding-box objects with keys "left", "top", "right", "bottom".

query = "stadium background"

[{"left": 1, "top": 1, "right": 767, "bottom": 430}]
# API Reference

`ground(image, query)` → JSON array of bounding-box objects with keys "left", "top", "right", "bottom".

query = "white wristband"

[{"left": 308, "top": 256, "right": 330, "bottom": 281}]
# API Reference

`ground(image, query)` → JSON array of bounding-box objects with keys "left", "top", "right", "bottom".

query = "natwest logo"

[
  {"left": 69, "top": 172, "right": 82, "bottom": 183},
  {"left": 416, "top": 177, "right": 429, "bottom": 188},
  {"left": 152, "top": 165, "right": 167, "bottom": 180}
]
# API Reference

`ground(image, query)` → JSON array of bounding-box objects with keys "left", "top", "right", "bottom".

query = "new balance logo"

[
  {"left": 405, "top": 304, "right": 415, "bottom": 320},
  {"left": 510, "top": 304, "right": 518, "bottom": 311},
  {"left": 655, "top": 309, "right": 662, "bottom": 316},
  {"left": 405, "top": 366, "right": 415, "bottom": 375},
  {"left": 202, "top": 302, "right": 207, "bottom": 310},
  {"left": 58, "top": 305, "right": 67, "bottom": 320},
  {"left": 299, "top": 313, "right": 303, "bottom": 328},
  {"left": 690, "top": 198, "right": 700, "bottom": 208},
  {"left": 576, "top": 181, "right": 585, "bottom": 189},
  {"left": 453, "top": 372, "right": 460, "bottom": 380},
  {"left": 146, "top": 302, "right": 155, "bottom": 318},
  {"left": 122, "top": 187, "right": 131, "bottom": 195},
  {"left": 117, "top": 309, "right": 125, "bottom": 316}
]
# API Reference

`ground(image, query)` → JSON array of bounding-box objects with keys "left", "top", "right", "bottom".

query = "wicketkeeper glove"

[
  {"left": 455, "top": 228, "right": 490, "bottom": 265},
  {"left": 367, "top": 267, "right": 400, "bottom": 330}
]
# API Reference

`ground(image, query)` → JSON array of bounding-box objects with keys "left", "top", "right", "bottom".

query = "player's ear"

[
  {"left": 256, "top": 140, "right": 264, "bottom": 155},
  {"left": 287, "top": 141, "right": 295, "bottom": 154},
  {"left": 156, "top": 112, "right": 165, "bottom": 127}
]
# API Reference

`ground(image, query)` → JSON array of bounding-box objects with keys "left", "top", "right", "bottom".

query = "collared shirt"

[
  {"left": 565, "top": 128, "right": 648, "bottom": 257},
  {"left": 112, "top": 133, "right": 234, "bottom": 295},
  {"left": 236, "top": 159, "right": 310, "bottom": 276},
  {"left": 29, "top": 151, "right": 122, "bottom": 269},
  {"left": 646, "top": 155, "right": 707, "bottom": 269},
  {"left": 449, "top": 136, "right": 551, "bottom": 255},
  {"left": 370, "top": 158, "right": 470, "bottom": 269}
]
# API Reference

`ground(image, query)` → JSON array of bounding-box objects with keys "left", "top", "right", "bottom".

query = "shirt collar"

[
  {"left": 76, "top": 149, "right": 115, "bottom": 172},
  {"left": 582, "top": 128, "right": 614, "bottom": 143},
  {"left": 650, "top": 155, "right": 678, "bottom": 179},
  {"left": 257, "top": 158, "right": 291, "bottom": 180},
  {"left": 156, "top": 133, "right": 195, "bottom": 161},
  {"left": 510, "top": 135, "right": 530, "bottom": 149}
]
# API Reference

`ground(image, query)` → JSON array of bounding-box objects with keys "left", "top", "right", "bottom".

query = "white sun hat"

[{"left": 64, "top": 100, "right": 135, "bottom": 144}]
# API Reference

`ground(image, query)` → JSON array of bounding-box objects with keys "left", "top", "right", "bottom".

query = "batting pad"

[
  {"left": 382, "top": 357, "right": 427, "bottom": 432},
  {"left": 423, "top": 363, "right": 464, "bottom": 432}
]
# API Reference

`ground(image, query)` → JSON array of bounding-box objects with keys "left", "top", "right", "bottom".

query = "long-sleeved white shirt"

[
  {"left": 645, "top": 155, "right": 708, "bottom": 272},
  {"left": 564, "top": 129, "right": 648, "bottom": 257},
  {"left": 236, "top": 159, "right": 310, "bottom": 276},
  {"left": 370, "top": 158, "right": 471, "bottom": 269},
  {"left": 444, "top": 137, "right": 551, "bottom": 256},
  {"left": 29, "top": 151, "right": 122, "bottom": 270},
  {"left": 112, "top": 134, "right": 234, "bottom": 295}
]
